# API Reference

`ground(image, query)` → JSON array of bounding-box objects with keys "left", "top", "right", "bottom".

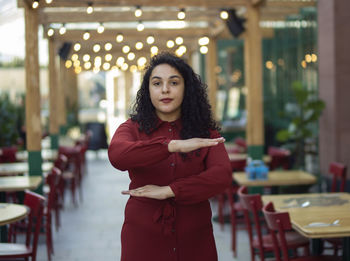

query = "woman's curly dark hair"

[{"left": 131, "top": 52, "right": 219, "bottom": 139}]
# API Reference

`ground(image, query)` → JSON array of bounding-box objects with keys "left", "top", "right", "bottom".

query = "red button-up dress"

[{"left": 108, "top": 118, "right": 231, "bottom": 261}]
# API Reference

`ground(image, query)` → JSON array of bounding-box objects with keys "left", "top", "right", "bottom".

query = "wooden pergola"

[{"left": 17, "top": 0, "right": 316, "bottom": 179}]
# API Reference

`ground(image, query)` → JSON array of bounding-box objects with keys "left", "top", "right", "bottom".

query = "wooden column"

[
  {"left": 58, "top": 58, "right": 67, "bottom": 134},
  {"left": 124, "top": 71, "right": 133, "bottom": 118},
  {"left": 205, "top": 38, "right": 218, "bottom": 119},
  {"left": 24, "top": 3, "right": 42, "bottom": 182},
  {"left": 244, "top": 4, "right": 264, "bottom": 159},
  {"left": 48, "top": 38, "right": 59, "bottom": 149},
  {"left": 318, "top": 0, "right": 350, "bottom": 179}
]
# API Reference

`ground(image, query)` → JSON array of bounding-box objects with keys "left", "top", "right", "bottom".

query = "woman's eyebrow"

[{"left": 151, "top": 75, "right": 181, "bottom": 80}]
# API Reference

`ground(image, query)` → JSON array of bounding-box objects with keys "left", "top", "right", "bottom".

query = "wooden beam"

[
  {"left": 18, "top": 0, "right": 248, "bottom": 8},
  {"left": 205, "top": 37, "right": 218, "bottom": 120},
  {"left": 48, "top": 38, "right": 59, "bottom": 136},
  {"left": 24, "top": 4, "right": 42, "bottom": 151}
]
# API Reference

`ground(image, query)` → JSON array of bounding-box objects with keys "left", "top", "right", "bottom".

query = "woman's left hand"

[{"left": 122, "top": 185, "right": 175, "bottom": 200}]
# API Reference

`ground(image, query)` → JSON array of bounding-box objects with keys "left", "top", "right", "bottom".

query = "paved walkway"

[{"left": 34, "top": 150, "right": 250, "bottom": 261}]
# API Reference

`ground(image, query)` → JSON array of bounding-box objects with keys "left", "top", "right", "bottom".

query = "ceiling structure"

[{"left": 18, "top": 0, "right": 317, "bottom": 72}]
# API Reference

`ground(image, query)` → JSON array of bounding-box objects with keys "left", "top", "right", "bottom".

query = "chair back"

[
  {"left": 262, "top": 202, "right": 293, "bottom": 261},
  {"left": 0, "top": 146, "right": 17, "bottom": 163},
  {"left": 238, "top": 186, "right": 266, "bottom": 258},
  {"left": 23, "top": 191, "right": 46, "bottom": 261},
  {"left": 46, "top": 167, "right": 61, "bottom": 212},
  {"left": 268, "top": 146, "right": 291, "bottom": 170},
  {"left": 329, "top": 162, "right": 347, "bottom": 192},
  {"left": 54, "top": 154, "right": 68, "bottom": 172},
  {"left": 231, "top": 158, "right": 247, "bottom": 172},
  {"left": 234, "top": 137, "right": 247, "bottom": 151}
]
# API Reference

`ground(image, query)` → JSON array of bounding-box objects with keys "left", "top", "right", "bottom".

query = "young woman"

[{"left": 108, "top": 52, "right": 231, "bottom": 261}]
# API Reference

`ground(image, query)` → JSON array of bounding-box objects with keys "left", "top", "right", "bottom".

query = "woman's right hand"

[{"left": 168, "top": 137, "right": 225, "bottom": 153}]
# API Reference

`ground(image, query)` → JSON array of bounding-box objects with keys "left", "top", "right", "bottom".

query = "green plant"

[
  {"left": 0, "top": 93, "right": 20, "bottom": 147},
  {"left": 276, "top": 81, "right": 325, "bottom": 169}
]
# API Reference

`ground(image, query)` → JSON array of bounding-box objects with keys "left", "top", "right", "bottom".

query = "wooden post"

[
  {"left": 24, "top": 3, "right": 42, "bottom": 185},
  {"left": 205, "top": 38, "right": 218, "bottom": 119},
  {"left": 124, "top": 71, "right": 133, "bottom": 118},
  {"left": 244, "top": 4, "right": 264, "bottom": 160},
  {"left": 58, "top": 57, "right": 67, "bottom": 134},
  {"left": 48, "top": 38, "right": 59, "bottom": 149}
]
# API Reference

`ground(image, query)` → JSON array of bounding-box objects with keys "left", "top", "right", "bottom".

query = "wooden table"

[
  {"left": 16, "top": 149, "right": 58, "bottom": 162},
  {"left": 0, "top": 176, "right": 43, "bottom": 192},
  {"left": 233, "top": 170, "right": 317, "bottom": 187},
  {"left": 0, "top": 203, "right": 29, "bottom": 242},
  {"left": 228, "top": 153, "right": 271, "bottom": 163},
  {"left": 0, "top": 203, "right": 28, "bottom": 226},
  {"left": 0, "top": 162, "right": 53, "bottom": 176},
  {"left": 262, "top": 192, "right": 350, "bottom": 261}
]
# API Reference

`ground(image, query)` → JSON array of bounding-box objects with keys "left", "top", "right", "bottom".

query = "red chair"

[
  {"left": 0, "top": 146, "right": 17, "bottom": 163},
  {"left": 323, "top": 162, "right": 347, "bottom": 256},
  {"left": 234, "top": 137, "right": 247, "bottom": 152},
  {"left": 268, "top": 146, "right": 291, "bottom": 170},
  {"left": 238, "top": 186, "right": 309, "bottom": 261},
  {"left": 262, "top": 201, "right": 339, "bottom": 261},
  {"left": 0, "top": 191, "right": 45, "bottom": 261}
]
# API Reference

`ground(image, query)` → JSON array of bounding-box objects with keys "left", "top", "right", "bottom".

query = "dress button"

[
  {"left": 168, "top": 128, "right": 172, "bottom": 132},
  {"left": 173, "top": 248, "right": 176, "bottom": 252},
  {"left": 170, "top": 163, "right": 175, "bottom": 167}
]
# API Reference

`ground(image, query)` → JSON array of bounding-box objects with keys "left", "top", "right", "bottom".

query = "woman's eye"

[
  {"left": 171, "top": 81, "right": 178, "bottom": 85},
  {"left": 153, "top": 82, "right": 160, "bottom": 86}
]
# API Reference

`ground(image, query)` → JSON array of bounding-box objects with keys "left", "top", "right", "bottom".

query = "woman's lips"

[{"left": 160, "top": 98, "right": 173, "bottom": 103}]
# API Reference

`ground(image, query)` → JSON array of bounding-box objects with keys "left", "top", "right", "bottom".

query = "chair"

[
  {"left": 262, "top": 202, "right": 339, "bottom": 261},
  {"left": 234, "top": 137, "right": 247, "bottom": 153},
  {"left": 0, "top": 146, "right": 17, "bottom": 163},
  {"left": 268, "top": 146, "right": 291, "bottom": 170},
  {"left": 0, "top": 191, "right": 45, "bottom": 261},
  {"left": 238, "top": 187, "right": 309, "bottom": 261},
  {"left": 323, "top": 162, "right": 347, "bottom": 256}
]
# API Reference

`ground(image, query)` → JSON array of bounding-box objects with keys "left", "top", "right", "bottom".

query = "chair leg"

[
  {"left": 231, "top": 205, "right": 237, "bottom": 257},
  {"left": 217, "top": 194, "right": 225, "bottom": 230}
]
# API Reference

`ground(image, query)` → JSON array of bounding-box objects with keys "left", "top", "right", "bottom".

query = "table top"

[
  {"left": 262, "top": 192, "right": 350, "bottom": 238},
  {"left": 16, "top": 149, "right": 58, "bottom": 162},
  {"left": 0, "top": 203, "right": 29, "bottom": 226},
  {"left": 0, "top": 176, "right": 43, "bottom": 192},
  {"left": 233, "top": 170, "right": 317, "bottom": 187},
  {"left": 0, "top": 162, "right": 53, "bottom": 176},
  {"left": 228, "top": 153, "right": 271, "bottom": 163}
]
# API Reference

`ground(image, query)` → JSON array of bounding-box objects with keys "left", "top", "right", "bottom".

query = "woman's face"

[{"left": 149, "top": 63, "right": 185, "bottom": 122}]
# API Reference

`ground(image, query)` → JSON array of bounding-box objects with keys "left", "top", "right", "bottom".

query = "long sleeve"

[
  {"left": 169, "top": 135, "right": 232, "bottom": 205},
  {"left": 108, "top": 119, "right": 172, "bottom": 171}
]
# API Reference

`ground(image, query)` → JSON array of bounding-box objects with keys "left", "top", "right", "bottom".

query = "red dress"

[{"left": 108, "top": 118, "right": 231, "bottom": 261}]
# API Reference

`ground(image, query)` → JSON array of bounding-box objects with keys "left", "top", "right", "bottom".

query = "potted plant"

[{"left": 276, "top": 81, "right": 325, "bottom": 169}]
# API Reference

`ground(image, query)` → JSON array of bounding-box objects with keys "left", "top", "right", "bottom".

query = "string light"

[
  {"left": 32, "top": 0, "right": 39, "bottom": 9},
  {"left": 200, "top": 46, "right": 208, "bottom": 54},
  {"left": 47, "top": 28, "right": 54, "bottom": 37},
  {"left": 127, "top": 52, "right": 136, "bottom": 61},
  {"left": 116, "top": 34, "right": 124, "bottom": 43},
  {"left": 146, "top": 36, "right": 155, "bottom": 44},
  {"left": 105, "top": 54, "right": 113, "bottom": 62},
  {"left": 122, "top": 45, "right": 130, "bottom": 54},
  {"left": 130, "top": 65, "right": 138, "bottom": 73},
  {"left": 137, "top": 21, "right": 144, "bottom": 32},
  {"left": 59, "top": 24, "right": 66, "bottom": 35},
  {"left": 97, "top": 23, "right": 105, "bottom": 34},
  {"left": 175, "top": 36, "right": 183, "bottom": 45},
  {"left": 84, "top": 62, "right": 92, "bottom": 70},
  {"left": 83, "top": 31, "right": 90, "bottom": 40},
  {"left": 103, "top": 62, "right": 111, "bottom": 70},
  {"left": 177, "top": 8, "right": 186, "bottom": 20},
  {"left": 134, "top": 6, "right": 142, "bottom": 18},
  {"left": 87, "top": 2, "right": 93, "bottom": 14},
  {"left": 150, "top": 46, "right": 158, "bottom": 56},
  {"left": 121, "top": 63, "right": 129, "bottom": 71},
  {"left": 104, "top": 42, "right": 112, "bottom": 51},
  {"left": 93, "top": 44, "right": 101, "bottom": 53},
  {"left": 166, "top": 40, "right": 175, "bottom": 48},
  {"left": 45, "top": 0, "right": 52, "bottom": 4},
  {"left": 71, "top": 54, "right": 79, "bottom": 61},
  {"left": 83, "top": 54, "right": 90, "bottom": 62},
  {"left": 137, "top": 57, "right": 147, "bottom": 67},
  {"left": 116, "top": 57, "right": 125, "bottom": 67},
  {"left": 198, "top": 36, "right": 210, "bottom": 46},
  {"left": 65, "top": 60, "right": 72, "bottom": 68},
  {"left": 135, "top": 42, "right": 143, "bottom": 50},
  {"left": 220, "top": 10, "right": 229, "bottom": 20},
  {"left": 73, "top": 43, "right": 81, "bottom": 51}
]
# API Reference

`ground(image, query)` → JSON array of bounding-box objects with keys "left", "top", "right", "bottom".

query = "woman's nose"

[{"left": 161, "top": 83, "right": 170, "bottom": 93}]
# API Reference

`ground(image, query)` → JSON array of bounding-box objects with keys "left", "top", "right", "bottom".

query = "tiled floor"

[{"left": 33, "top": 150, "right": 250, "bottom": 261}]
